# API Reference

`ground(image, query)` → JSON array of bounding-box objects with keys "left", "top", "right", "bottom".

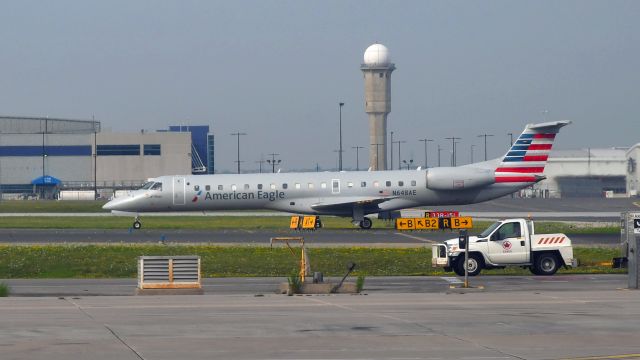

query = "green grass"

[
  {"left": 0, "top": 200, "right": 108, "bottom": 213},
  {"left": 0, "top": 245, "right": 624, "bottom": 279},
  {"left": 0, "top": 282, "right": 9, "bottom": 297},
  {"left": 0, "top": 216, "right": 619, "bottom": 234}
]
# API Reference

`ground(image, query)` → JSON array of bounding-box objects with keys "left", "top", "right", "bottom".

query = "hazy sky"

[{"left": 1, "top": 1, "right": 638, "bottom": 172}]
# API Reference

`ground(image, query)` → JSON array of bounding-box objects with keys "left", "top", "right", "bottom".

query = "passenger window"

[
  {"left": 295, "top": 183, "right": 301, "bottom": 189},
  {"left": 151, "top": 183, "right": 162, "bottom": 191},
  {"left": 361, "top": 181, "right": 366, "bottom": 187},
  {"left": 411, "top": 180, "right": 417, "bottom": 186},
  {"left": 386, "top": 181, "right": 391, "bottom": 187},
  {"left": 205, "top": 185, "right": 210, "bottom": 191},
  {"left": 308, "top": 183, "right": 314, "bottom": 189},
  {"left": 194, "top": 185, "right": 200, "bottom": 191},
  {"left": 218, "top": 185, "right": 223, "bottom": 191},
  {"left": 321, "top": 182, "right": 327, "bottom": 189},
  {"left": 231, "top": 184, "right": 237, "bottom": 191},
  {"left": 347, "top": 182, "right": 353, "bottom": 188},
  {"left": 270, "top": 183, "right": 276, "bottom": 190},
  {"left": 257, "top": 184, "right": 263, "bottom": 190},
  {"left": 373, "top": 181, "right": 379, "bottom": 187},
  {"left": 493, "top": 222, "right": 522, "bottom": 241},
  {"left": 282, "top": 183, "right": 288, "bottom": 189},
  {"left": 398, "top": 181, "right": 404, "bottom": 187},
  {"left": 244, "top": 184, "right": 250, "bottom": 190}
]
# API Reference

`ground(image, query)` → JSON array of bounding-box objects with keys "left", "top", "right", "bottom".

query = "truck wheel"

[
  {"left": 455, "top": 254, "right": 483, "bottom": 277},
  {"left": 529, "top": 266, "right": 540, "bottom": 275},
  {"left": 534, "top": 253, "right": 559, "bottom": 276}
]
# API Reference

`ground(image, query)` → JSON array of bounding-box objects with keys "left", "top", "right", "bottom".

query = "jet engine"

[{"left": 426, "top": 167, "right": 495, "bottom": 190}]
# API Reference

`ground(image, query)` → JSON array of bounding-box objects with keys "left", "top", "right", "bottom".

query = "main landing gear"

[
  {"left": 133, "top": 216, "right": 142, "bottom": 230},
  {"left": 358, "top": 218, "right": 372, "bottom": 230}
]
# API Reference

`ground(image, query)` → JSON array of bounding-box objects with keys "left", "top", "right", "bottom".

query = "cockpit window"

[
  {"left": 140, "top": 182, "right": 154, "bottom": 190},
  {"left": 151, "top": 182, "right": 162, "bottom": 191}
]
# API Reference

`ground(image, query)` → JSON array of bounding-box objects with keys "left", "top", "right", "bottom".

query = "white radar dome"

[{"left": 363, "top": 43, "right": 391, "bottom": 65}]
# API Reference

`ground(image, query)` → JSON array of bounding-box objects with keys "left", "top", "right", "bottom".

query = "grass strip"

[
  {"left": 0, "top": 200, "right": 109, "bottom": 213},
  {"left": 0, "top": 216, "right": 619, "bottom": 234},
  {"left": 0, "top": 245, "right": 624, "bottom": 279}
]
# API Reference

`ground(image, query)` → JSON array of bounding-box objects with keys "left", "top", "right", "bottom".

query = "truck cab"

[{"left": 433, "top": 218, "right": 576, "bottom": 276}]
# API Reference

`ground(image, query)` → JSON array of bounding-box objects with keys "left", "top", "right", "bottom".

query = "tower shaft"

[{"left": 362, "top": 64, "right": 395, "bottom": 170}]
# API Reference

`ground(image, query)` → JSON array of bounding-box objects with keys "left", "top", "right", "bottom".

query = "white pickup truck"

[{"left": 432, "top": 218, "right": 577, "bottom": 276}]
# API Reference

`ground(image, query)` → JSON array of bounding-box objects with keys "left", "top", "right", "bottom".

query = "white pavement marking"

[
  {"left": 441, "top": 277, "right": 463, "bottom": 284},
  {"left": 395, "top": 232, "right": 438, "bottom": 243}
]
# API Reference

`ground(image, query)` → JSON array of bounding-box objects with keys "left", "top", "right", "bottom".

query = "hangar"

[{"left": 531, "top": 145, "right": 640, "bottom": 198}]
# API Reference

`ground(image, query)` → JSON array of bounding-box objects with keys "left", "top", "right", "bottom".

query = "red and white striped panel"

[{"left": 536, "top": 236, "right": 566, "bottom": 245}]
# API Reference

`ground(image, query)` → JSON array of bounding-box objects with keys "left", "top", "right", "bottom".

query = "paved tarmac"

[
  {"left": 0, "top": 228, "right": 620, "bottom": 247},
  {"left": 0, "top": 276, "right": 638, "bottom": 360},
  {"left": 0, "top": 274, "right": 628, "bottom": 297}
]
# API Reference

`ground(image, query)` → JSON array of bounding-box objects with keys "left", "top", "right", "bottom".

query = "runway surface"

[
  {"left": 0, "top": 275, "right": 638, "bottom": 360},
  {"left": 0, "top": 228, "right": 619, "bottom": 246}
]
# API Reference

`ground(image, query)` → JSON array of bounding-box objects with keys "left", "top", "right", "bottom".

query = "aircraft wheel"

[
  {"left": 359, "top": 218, "right": 372, "bottom": 229},
  {"left": 133, "top": 220, "right": 142, "bottom": 230}
]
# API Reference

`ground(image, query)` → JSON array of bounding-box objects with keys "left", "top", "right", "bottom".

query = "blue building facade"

[{"left": 163, "top": 125, "right": 214, "bottom": 174}]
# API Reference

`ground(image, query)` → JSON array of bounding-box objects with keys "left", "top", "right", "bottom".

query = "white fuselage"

[{"left": 103, "top": 168, "right": 528, "bottom": 217}]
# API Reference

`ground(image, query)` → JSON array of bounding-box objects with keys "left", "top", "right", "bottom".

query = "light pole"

[
  {"left": 477, "top": 133, "right": 493, "bottom": 161},
  {"left": 371, "top": 143, "right": 383, "bottom": 170},
  {"left": 418, "top": 138, "right": 433, "bottom": 168},
  {"left": 392, "top": 140, "right": 406, "bottom": 170},
  {"left": 352, "top": 146, "right": 364, "bottom": 171},
  {"left": 508, "top": 132, "right": 514, "bottom": 147},
  {"left": 230, "top": 132, "right": 247, "bottom": 174},
  {"left": 402, "top": 159, "right": 414, "bottom": 170},
  {"left": 390, "top": 131, "right": 394, "bottom": 170},
  {"left": 338, "top": 102, "right": 344, "bottom": 171},
  {"left": 266, "top": 153, "right": 281, "bottom": 173},
  {"left": 445, "top": 136, "right": 461, "bottom": 166},
  {"left": 437, "top": 144, "right": 442, "bottom": 167},
  {"left": 470, "top": 144, "right": 476, "bottom": 164},
  {"left": 255, "top": 155, "right": 265, "bottom": 173}
]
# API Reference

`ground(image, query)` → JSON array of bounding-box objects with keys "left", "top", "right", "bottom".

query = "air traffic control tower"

[{"left": 361, "top": 43, "right": 395, "bottom": 171}]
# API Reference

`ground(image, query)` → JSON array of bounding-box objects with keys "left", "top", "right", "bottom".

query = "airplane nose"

[
  {"left": 102, "top": 200, "right": 117, "bottom": 211},
  {"left": 103, "top": 197, "right": 128, "bottom": 211}
]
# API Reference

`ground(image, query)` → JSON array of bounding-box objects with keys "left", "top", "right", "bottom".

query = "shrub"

[
  {"left": 356, "top": 275, "right": 366, "bottom": 292},
  {"left": 0, "top": 282, "right": 9, "bottom": 297},
  {"left": 287, "top": 272, "right": 301, "bottom": 295}
]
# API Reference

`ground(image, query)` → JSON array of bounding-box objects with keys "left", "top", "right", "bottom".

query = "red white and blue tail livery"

[{"left": 495, "top": 121, "right": 571, "bottom": 184}]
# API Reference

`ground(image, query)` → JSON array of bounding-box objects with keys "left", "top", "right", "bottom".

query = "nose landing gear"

[{"left": 133, "top": 217, "right": 142, "bottom": 230}]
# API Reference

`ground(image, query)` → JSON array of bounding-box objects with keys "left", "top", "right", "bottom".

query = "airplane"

[{"left": 103, "top": 120, "right": 570, "bottom": 229}]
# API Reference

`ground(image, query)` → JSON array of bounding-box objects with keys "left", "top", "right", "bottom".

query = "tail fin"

[{"left": 495, "top": 120, "right": 571, "bottom": 183}]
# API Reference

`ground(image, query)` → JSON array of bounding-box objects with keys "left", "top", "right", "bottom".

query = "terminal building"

[{"left": 0, "top": 116, "right": 214, "bottom": 199}]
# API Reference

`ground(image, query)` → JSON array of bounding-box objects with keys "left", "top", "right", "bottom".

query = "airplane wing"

[{"left": 310, "top": 196, "right": 396, "bottom": 213}]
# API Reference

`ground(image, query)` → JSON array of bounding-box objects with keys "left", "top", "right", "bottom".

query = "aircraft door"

[
  {"left": 486, "top": 221, "right": 527, "bottom": 263},
  {"left": 173, "top": 177, "right": 186, "bottom": 205},
  {"left": 331, "top": 179, "right": 340, "bottom": 194}
]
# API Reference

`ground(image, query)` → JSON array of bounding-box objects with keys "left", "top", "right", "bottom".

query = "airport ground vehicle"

[{"left": 432, "top": 218, "right": 576, "bottom": 276}]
